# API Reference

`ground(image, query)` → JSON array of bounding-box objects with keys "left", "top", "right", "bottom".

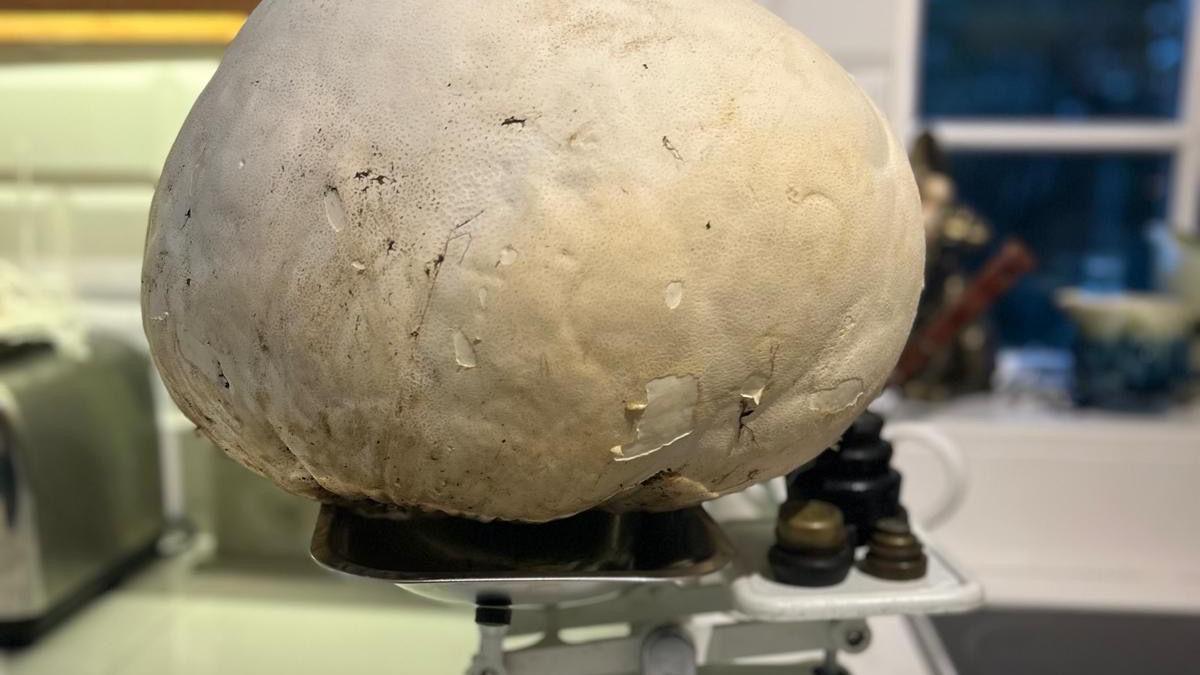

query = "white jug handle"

[{"left": 883, "top": 422, "right": 969, "bottom": 531}]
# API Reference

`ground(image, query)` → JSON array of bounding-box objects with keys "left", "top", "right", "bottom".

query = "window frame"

[{"left": 890, "top": 0, "right": 1200, "bottom": 237}]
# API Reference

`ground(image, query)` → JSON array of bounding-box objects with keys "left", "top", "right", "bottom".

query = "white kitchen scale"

[{"left": 310, "top": 497, "right": 982, "bottom": 675}]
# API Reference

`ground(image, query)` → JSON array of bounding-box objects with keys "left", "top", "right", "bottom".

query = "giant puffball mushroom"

[{"left": 142, "top": 0, "right": 925, "bottom": 523}]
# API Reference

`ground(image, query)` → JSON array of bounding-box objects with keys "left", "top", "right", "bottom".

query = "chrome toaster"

[{"left": 0, "top": 334, "right": 163, "bottom": 648}]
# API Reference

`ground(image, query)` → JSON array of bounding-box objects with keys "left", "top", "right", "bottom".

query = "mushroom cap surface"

[{"left": 142, "top": 0, "right": 925, "bottom": 522}]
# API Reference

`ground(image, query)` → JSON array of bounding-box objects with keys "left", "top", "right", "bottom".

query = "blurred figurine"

[{"left": 900, "top": 133, "right": 1002, "bottom": 400}]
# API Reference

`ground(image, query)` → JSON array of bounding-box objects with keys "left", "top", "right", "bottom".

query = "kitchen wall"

[
  {"left": 0, "top": 53, "right": 223, "bottom": 340},
  {"left": 759, "top": 0, "right": 901, "bottom": 117}
]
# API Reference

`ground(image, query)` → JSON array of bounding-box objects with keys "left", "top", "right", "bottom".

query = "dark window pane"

[
  {"left": 922, "top": 0, "right": 1190, "bottom": 118},
  {"left": 948, "top": 153, "right": 1172, "bottom": 347}
]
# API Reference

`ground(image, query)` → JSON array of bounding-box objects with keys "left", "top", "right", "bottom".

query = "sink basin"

[{"left": 925, "top": 609, "right": 1200, "bottom": 675}]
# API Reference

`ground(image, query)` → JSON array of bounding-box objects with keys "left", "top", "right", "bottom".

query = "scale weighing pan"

[{"left": 310, "top": 504, "right": 734, "bottom": 608}]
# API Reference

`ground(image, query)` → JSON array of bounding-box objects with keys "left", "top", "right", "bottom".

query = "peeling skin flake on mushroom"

[
  {"left": 610, "top": 375, "right": 699, "bottom": 463},
  {"left": 141, "top": 0, "right": 925, "bottom": 523}
]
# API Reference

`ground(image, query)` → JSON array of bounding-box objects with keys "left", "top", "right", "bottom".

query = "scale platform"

[
  {"left": 310, "top": 503, "right": 983, "bottom": 675},
  {"left": 311, "top": 504, "right": 980, "bottom": 620},
  {"left": 310, "top": 504, "right": 734, "bottom": 608},
  {"left": 723, "top": 520, "right": 983, "bottom": 622}
]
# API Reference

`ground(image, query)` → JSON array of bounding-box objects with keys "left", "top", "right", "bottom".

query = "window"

[
  {"left": 923, "top": 0, "right": 1190, "bottom": 118},
  {"left": 950, "top": 152, "right": 1172, "bottom": 347},
  {"left": 895, "top": 0, "right": 1198, "bottom": 348}
]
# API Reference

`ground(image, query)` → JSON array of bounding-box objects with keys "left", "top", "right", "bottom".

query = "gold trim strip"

[{"left": 0, "top": 11, "right": 246, "bottom": 45}]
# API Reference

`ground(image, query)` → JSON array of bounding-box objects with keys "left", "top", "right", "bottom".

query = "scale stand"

[{"left": 311, "top": 501, "right": 982, "bottom": 675}]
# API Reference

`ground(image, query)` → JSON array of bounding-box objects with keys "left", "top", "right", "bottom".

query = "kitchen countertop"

[
  {"left": 15, "top": 391, "right": 1194, "bottom": 673},
  {"left": 887, "top": 394, "right": 1200, "bottom": 615},
  {"left": 1, "top": 538, "right": 937, "bottom": 675},
  {"left": 1, "top": 545, "right": 475, "bottom": 675}
]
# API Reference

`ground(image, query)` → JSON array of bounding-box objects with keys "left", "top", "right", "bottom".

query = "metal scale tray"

[{"left": 310, "top": 504, "right": 735, "bottom": 608}]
